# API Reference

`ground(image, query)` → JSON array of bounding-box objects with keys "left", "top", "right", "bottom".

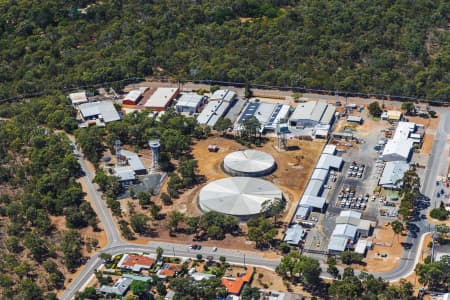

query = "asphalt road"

[
  {"left": 372, "top": 110, "right": 450, "bottom": 281},
  {"left": 61, "top": 109, "right": 450, "bottom": 300}
]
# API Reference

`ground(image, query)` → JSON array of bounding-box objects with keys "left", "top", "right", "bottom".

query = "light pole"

[{"left": 243, "top": 253, "right": 246, "bottom": 267}]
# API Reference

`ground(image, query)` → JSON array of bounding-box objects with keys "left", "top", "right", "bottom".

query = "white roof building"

[
  {"left": 235, "top": 102, "right": 290, "bottom": 132},
  {"left": 379, "top": 161, "right": 410, "bottom": 189},
  {"left": 69, "top": 91, "right": 88, "bottom": 105},
  {"left": 311, "top": 168, "right": 329, "bottom": 181},
  {"left": 322, "top": 144, "right": 337, "bottom": 155},
  {"left": 304, "top": 179, "right": 324, "bottom": 196},
  {"left": 211, "top": 89, "right": 236, "bottom": 102},
  {"left": 283, "top": 224, "right": 306, "bottom": 245},
  {"left": 299, "top": 195, "right": 326, "bottom": 211},
  {"left": 196, "top": 100, "right": 232, "bottom": 127},
  {"left": 294, "top": 205, "right": 311, "bottom": 219},
  {"left": 316, "top": 154, "right": 343, "bottom": 170},
  {"left": 328, "top": 236, "right": 349, "bottom": 253},
  {"left": 354, "top": 239, "right": 369, "bottom": 254},
  {"left": 114, "top": 166, "right": 135, "bottom": 182},
  {"left": 123, "top": 90, "right": 143, "bottom": 104},
  {"left": 79, "top": 101, "right": 120, "bottom": 123},
  {"left": 120, "top": 150, "right": 146, "bottom": 173},
  {"left": 144, "top": 87, "right": 179, "bottom": 110},
  {"left": 175, "top": 93, "right": 206, "bottom": 113},
  {"left": 382, "top": 122, "right": 416, "bottom": 162},
  {"left": 99, "top": 277, "right": 132, "bottom": 296},
  {"left": 289, "top": 101, "right": 335, "bottom": 127}
]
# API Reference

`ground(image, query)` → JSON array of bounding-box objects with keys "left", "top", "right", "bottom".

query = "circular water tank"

[{"left": 223, "top": 150, "right": 276, "bottom": 177}]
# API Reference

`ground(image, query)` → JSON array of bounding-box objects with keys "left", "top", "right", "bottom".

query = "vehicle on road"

[{"left": 213, "top": 247, "right": 218, "bottom": 252}]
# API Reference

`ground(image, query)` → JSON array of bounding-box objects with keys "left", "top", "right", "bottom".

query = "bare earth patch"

[
  {"left": 352, "top": 223, "right": 406, "bottom": 273},
  {"left": 129, "top": 135, "right": 324, "bottom": 252},
  {"left": 420, "top": 134, "right": 435, "bottom": 155}
]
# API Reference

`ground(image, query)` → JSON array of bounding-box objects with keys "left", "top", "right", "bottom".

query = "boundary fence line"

[{"left": 0, "top": 76, "right": 448, "bottom": 106}]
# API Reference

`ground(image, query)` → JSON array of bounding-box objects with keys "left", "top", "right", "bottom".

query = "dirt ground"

[
  {"left": 128, "top": 136, "right": 324, "bottom": 252},
  {"left": 407, "top": 116, "right": 440, "bottom": 132},
  {"left": 226, "top": 265, "right": 312, "bottom": 297},
  {"left": 351, "top": 223, "right": 406, "bottom": 273},
  {"left": 420, "top": 134, "right": 435, "bottom": 155}
]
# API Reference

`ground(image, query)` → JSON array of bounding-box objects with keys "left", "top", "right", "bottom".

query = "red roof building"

[{"left": 117, "top": 254, "right": 155, "bottom": 272}]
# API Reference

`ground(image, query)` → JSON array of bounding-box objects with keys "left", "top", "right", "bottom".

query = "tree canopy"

[{"left": 0, "top": 1, "right": 447, "bottom": 102}]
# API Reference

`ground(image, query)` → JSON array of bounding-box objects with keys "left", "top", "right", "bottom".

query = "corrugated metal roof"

[
  {"left": 211, "top": 89, "right": 236, "bottom": 102},
  {"left": 176, "top": 93, "right": 205, "bottom": 108},
  {"left": 196, "top": 100, "right": 231, "bottom": 127},
  {"left": 323, "top": 144, "right": 336, "bottom": 155},
  {"left": 311, "top": 168, "right": 329, "bottom": 181},
  {"left": 332, "top": 223, "right": 357, "bottom": 239},
  {"left": 347, "top": 116, "right": 362, "bottom": 123},
  {"left": 379, "top": 161, "right": 410, "bottom": 188},
  {"left": 304, "top": 179, "right": 323, "bottom": 196},
  {"left": 120, "top": 150, "right": 146, "bottom": 172},
  {"left": 144, "top": 87, "right": 178, "bottom": 108},
  {"left": 115, "top": 166, "right": 135, "bottom": 181},
  {"left": 79, "top": 101, "right": 120, "bottom": 123},
  {"left": 124, "top": 90, "right": 142, "bottom": 103},
  {"left": 295, "top": 205, "right": 311, "bottom": 219},
  {"left": 283, "top": 224, "right": 305, "bottom": 245},
  {"left": 290, "top": 101, "right": 328, "bottom": 122},
  {"left": 69, "top": 92, "right": 87, "bottom": 104},
  {"left": 316, "top": 154, "right": 343, "bottom": 170},
  {"left": 299, "top": 195, "right": 326, "bottom": 210},
  {"left": 320, "top": 104, "right": 335, "bottom": 125},
  {"left": 327, "top": 236, "right": 348, "bottom": 252}
]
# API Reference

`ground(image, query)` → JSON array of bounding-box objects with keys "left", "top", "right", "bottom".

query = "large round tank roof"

[
  {"left": 198, "top": 177, "right": 282, "bottom": 218},
  {"left": 223, "top": 150, "right": 276, "bottom": 177}
]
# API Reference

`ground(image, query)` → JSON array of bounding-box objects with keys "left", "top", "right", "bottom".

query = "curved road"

[{"left": 62, "top": 108, "right": 450, "bottom": 300}]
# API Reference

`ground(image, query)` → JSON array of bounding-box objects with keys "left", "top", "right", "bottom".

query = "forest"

[
  {"left": 0, "top": 0, "right": 448, "bottom": 101},
  {"left": 0, "top": 96, "right": 98, "bottom": 299}
]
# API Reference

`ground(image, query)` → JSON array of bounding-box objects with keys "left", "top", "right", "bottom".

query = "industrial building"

[
  {"left": 114, "top": 149, "right": 147, "bottom": 185},
  {"left": 296, "top": 146, "right": 343, "bottom": 214},
  {"left": 210, "top": 89, "right": 236, "bottom": 102},
  {"left": 223, "top": 150, "right": 276, "bottom": 177},
  {"left": 175, "top": 93, "right": 207, "bottom": 114},
  {"left": 69, "top": 91, "right": 88, "bottom": 105},
  {"left": 378, "top": 161, "right": 410, "bottom": 190},
  {"left": 114, "top": 166, "right": 136, "bottom": 185},
  {"left": 283, "top": 224, "right": 306, "bottom": 245},
  {"left": 122, "top": 87, "right": 148, "bottom": 105},
  {"left": 382, "top": 122, "right": 419, "bottom": 161},
  {"left": 143, "top": 87, "right": 179, "bottom": 111},
  {"left": 347, "top": 116, "right": 363, "bottom": 124},
  {"left": 234, "top": 102, "right": 290, "bottom": 132},
  {"left": 198, "top": 177, "right": 283, "bottom": 219},
  {"left": 327, "top": 210, "right": 372, "bottom": 254},
  {"left": 119, "top": 150, "right": 147, "bottom": 175},
  {"left": 197, "top": 90, "right": 237, "bottom": 127},
  {"left": 79, "top": 101, "right": 121, "bottom": 124},
  {"left": 289, "top": 101, "right": 335, "bottom": 128}
]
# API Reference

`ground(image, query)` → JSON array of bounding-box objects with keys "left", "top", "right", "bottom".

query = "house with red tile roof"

[
  {"left": 157, "top": 263, "right": 183, "bottom": 279},
  {"left": 221, "top": 270, "right": 254, "bottom": 295},
  {"left": 117, "top": 254, "right": 155, "bottom": 272}
]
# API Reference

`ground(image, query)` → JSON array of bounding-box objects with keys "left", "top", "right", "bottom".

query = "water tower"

[{"left": 148, "top": 139, "right": 161, "bottom": 171}]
